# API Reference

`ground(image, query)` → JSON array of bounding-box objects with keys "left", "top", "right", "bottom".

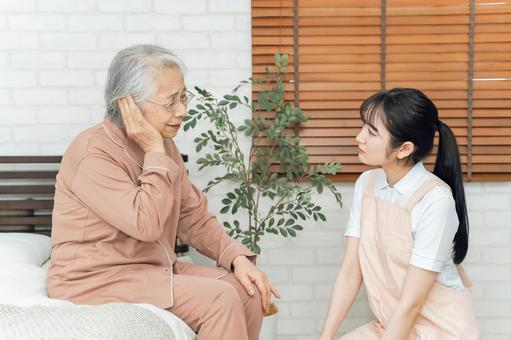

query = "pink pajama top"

[{"left": 47, "top": 117, "right": 255, "bottom": 309}]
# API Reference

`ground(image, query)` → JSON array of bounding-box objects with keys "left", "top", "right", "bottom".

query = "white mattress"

[{"left": 0, "top": 258, "right": 196, "bottom": 340}]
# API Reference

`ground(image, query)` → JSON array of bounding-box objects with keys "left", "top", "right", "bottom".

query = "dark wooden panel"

[
  {"left": 0, "top": 216, "right": 52, "bottom": 225},
  {"left": 0, "top": 156, "right": 62, "bottom": 164},
  {"left": 0, "top": 185, "right": 55, "bottom": 195},
  {"left": 0, "top": 200, "right": 54, "bottom": 210},
  {"left": 0, "top": 171, "right": 58, "bottom": 179}
]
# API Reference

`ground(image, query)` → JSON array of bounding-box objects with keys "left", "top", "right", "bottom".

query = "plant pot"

[{"left": 259, "top": 312, "right": 277, "bottom": 340}]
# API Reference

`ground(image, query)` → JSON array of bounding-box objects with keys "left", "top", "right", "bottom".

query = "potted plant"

[
  {"left": 184, "top": 53, "right": 343, "bottom": 253},
  {"left": 183, "top": 53, "right": 343, "bottom": 339}
]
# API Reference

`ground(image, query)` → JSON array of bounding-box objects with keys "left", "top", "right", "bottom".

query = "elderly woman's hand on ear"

[{"left": 118, "top": 95, "right": 165, "bottom": 154}]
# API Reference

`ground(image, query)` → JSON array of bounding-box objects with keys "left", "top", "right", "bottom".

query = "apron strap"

[
  {"left": 404, "top": 178, "right": 450, "bottom": 210},
  {"left": 363, "top": 170, "right": 381, "bottom": 198}
]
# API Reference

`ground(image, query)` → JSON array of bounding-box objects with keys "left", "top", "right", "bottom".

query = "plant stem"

[{"left": 218, "top": 102, "right": 259, "bottom": 246}]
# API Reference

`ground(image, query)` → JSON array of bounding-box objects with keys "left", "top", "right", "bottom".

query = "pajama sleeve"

[{"left": 172, "top": 148, "right": 256, "bottom": 271}]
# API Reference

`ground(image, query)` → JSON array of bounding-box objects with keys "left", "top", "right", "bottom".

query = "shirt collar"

[
  {"left": 102, "top": 117, "right": 145, "bottom": 168},
  {"left": 376, "top": 162, "right": 426, "bottom": 195},
  {"left": 103, "top": 116, "right": 128, "bottom": 146}
]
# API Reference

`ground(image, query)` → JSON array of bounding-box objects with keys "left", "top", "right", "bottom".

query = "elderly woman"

[{"left": 47, "top": 44, "right": 279, "bottom": 340}]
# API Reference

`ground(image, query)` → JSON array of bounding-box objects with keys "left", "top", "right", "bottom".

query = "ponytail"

[{"left": 433, "top": 120, "right": 468, "bottom": 264}]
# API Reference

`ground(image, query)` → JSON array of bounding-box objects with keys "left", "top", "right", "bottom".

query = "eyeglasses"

[{"left": 146, "top": 90, "right": 195, "bottom": 113}]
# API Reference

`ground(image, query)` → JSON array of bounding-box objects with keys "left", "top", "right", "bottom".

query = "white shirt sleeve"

[
  {"left": 410, "top": 187, "right": 459, "bottom": 272},
  {"left": 344, "top": 170, "right": 372, "bottom": 238}
]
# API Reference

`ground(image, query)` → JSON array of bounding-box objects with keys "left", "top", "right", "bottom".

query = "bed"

[{"left": 0, "top": 232, "right": 196, "bottom": 340}]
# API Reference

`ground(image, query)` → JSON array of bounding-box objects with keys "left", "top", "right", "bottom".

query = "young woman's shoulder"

[
  {"left": 416, "top": 171, "right": 456, "bottom": 222},
  {"left": 350, "top": 168, "right": 383, "bottom": 203},
  {"left": 355, "top": 168, "right": 381, "bottom": 188},
  {"left": 423, "top": 171, "right": 453, "bottom": 197}
]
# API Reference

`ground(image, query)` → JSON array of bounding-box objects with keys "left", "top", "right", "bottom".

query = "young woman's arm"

[
  {"left": 319, "top": 236, "right": 363, "bottom": 340},
  {"left": 381, "top": 265, "right": 437, "bottom": 340}
]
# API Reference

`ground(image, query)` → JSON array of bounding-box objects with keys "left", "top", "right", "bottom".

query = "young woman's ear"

[{"left": 397, "top": 141, "right": 415, "bottom": 160}]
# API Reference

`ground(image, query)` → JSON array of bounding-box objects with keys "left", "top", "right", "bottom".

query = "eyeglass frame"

[{"left": 145, "top": 90, "right": 195, "bottom": 113}]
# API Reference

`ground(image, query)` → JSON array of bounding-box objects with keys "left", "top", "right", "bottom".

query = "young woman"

[{"left": 319, "top": 88, "right": 479, "bottom": 339}]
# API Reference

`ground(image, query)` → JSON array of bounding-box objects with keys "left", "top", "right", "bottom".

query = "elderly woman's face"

[{"left": 140, "top": 66, "right": 187, "bottom": 139}]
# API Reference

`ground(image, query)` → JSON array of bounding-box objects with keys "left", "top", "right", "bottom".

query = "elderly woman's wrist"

[
  {"left": 144, "top": 144, "right": 165, "bottom": 154},
  {"left": 232, "top": 255, "right": 250, "bottom": 269}
]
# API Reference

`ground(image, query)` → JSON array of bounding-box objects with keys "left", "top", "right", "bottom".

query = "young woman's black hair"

[{"left": 359, "top": 88, "right": 469, "bottom": 264}]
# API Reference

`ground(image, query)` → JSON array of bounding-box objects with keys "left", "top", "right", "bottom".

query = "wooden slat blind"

[
  {"left": 252, "top": 0, "right": 511, "bottom": 181},
  {"left": 472, "top": 0, "right": 511, "bottom": 180},
  {"left": 298, "top": 0, "right": 381, "bottom": 176},
  {"left": 386, "top": 0, "right": 471, "bottom": 175}
]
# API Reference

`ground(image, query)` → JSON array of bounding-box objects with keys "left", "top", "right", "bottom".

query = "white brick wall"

[{"left": 1, "top": 1, "right": 510, "bottom": 339}]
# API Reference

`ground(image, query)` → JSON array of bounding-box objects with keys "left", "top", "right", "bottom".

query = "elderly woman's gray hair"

[{"left": 105, "top": 44, "right": 187, "bottom": 126}]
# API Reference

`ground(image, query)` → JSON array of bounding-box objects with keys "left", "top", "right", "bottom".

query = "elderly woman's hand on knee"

[{"left": 232, "top": 255, "right": 280, "bottom": 315}]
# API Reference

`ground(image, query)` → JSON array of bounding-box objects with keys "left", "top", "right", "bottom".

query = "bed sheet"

[{"left": 0, "top": 259, "right": 196, "bottom": 340}]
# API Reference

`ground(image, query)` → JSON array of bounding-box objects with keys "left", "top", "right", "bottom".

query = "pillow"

[
  {"left": 0, "top": 260, "right": 47, "bottom": 300},
  {"left": 0, "top": 259, "right": 73, "bottom": 307},
  {"left": 0, "top": 233, "right": 51, "bottom": 266}
]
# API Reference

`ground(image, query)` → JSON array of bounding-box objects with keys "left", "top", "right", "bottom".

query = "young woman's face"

[{"left": 355, "top": 112, "right": 398, "bottom": 166}]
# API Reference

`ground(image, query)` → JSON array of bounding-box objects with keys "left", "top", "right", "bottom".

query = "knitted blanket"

[{"left": 0, "top": 303, "right": 178, "bottom": 340}]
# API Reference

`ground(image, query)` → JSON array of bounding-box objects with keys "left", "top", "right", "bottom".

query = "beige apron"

[{"left": 341, "top": 171, "right": 480, "bottom": 339}]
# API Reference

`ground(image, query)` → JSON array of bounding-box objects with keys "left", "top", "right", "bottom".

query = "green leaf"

[
  {"left": 183, "top": 120, "right": 195, "bottom": 132},
  {"left": 220, "top": 206, "right": 230, "bottom": 214},
  {"left": 253, "top": 244, "right": 261, "bottom": 255},
  {"left": 221, "top": 198, "right": 232, "bottom": 205},
  {"left": 287, "top": 228, "right": 296, "bottom": 237},
  {"left": 226, "top": 192, "right": 236, "bottom": 200},
  {"left": 196, "top": 140, "right": 207, "bottom": 152},
  {"left": 316, "top": 183, "right": 324, "bottom": 194},
  {"left": 279, "top": 228, "right": 288, "bottom": 237},
  {"left": 223, "top": 221, "right": 231, "bottom": 229},
  {"left": 285, "top": 219, "right": 295, "bottom": 227},
  {"left": 292, "top": 225, "right": 303, "bottom": 230}
]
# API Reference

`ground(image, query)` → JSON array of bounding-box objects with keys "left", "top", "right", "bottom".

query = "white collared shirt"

[{"left": 345, "top": 162, "right": 465, "bottom": 290}]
